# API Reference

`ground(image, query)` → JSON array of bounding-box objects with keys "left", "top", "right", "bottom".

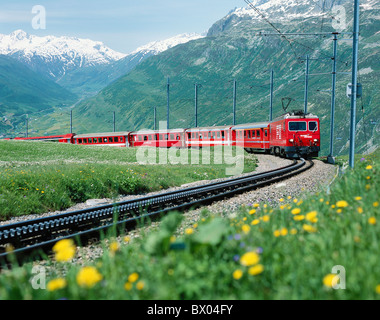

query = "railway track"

[{"left": 0, "top": 158, "right": 314, "bottom": 264}]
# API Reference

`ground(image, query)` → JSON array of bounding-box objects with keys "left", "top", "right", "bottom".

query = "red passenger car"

[
  {"left": 130, "top": 129, "right": 186, "bottom": 148},
  {"left": 185, "top": 126, "right": 232, "bottom": 148},
  {"left": 232, "top": 123, "right": 270, "bottom": 153},
  {"left": 269, "top": 112, "right": 320, "bottom": 158},
  {"left": 13, "top": 133, "right": 75, "bottom": 144},
  {"left": 74, "top": 132, "right": 130, "bottom": 147}
]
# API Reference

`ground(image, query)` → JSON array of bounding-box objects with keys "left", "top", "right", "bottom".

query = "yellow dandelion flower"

[
  {"left": 323, "top": 274, "right": 338, "bottom": 288},
  {"left": 303, "top": 224, "right": 317, "bottom": 233},
  {"left": 47, "top": 278, "right": 67, "bottom": 292},
  {"left": 263, "top": 204, "right": 268, "bottom": 208},
  {"left": 375, "top": 285, "right": 380, "bottom": 295},
  {"left": 367, "top": 176, "right": 371, "bottom": 180},
  {"left": 253, "top": 203, "right": 260, "bottom": 208},
  {"left": 366, "top": 165, "right": 373, "bottom": 170},
  {"left": 128, "top": 273, "right": 139, "bottom": 283},
  {"left": 354, "top": 197, "right": 362, "bottom": 201},
  {"left": 76, "top": 267, "right": 103, "bottom": 288},
  {"left": 124, "top": 236, "right": 131, "bottom": 243},
  {"left": 233, "top": 269, "right": 243, "bottom": 280},
  {"left": 287, "top": 196, "right": 292, "bottom": 200},
  {"left": 374, "top": 202, "right": 379, "bottom": 208},
  {"left": 242, "top": 224, "right": 251, "bottom": 234},
  {"left": 185, "top": 228, "right": 194, "bottom": 235},
  {"left": 369, "top": 217, "right": 377, "bottom": 225},
  {"left": 293, "top": 199, "right": 298, "bottom": 203},
  {"left": 109, "top": 241, "right": 120, "bottom": 254},
  {"left": 357, "top": 207, "right": 364, "bottom": 214},
  {"left": 124, "top": 282, "right": 133, "bottom": 291},
  {"left": 366, "top": 184, "right": 371, "bottom": 190},
  {"left": 274, "top": 230, "right": 281, "bottom": 237},
  {"left": 319, "top": 198, "right": 324, "bottom": 203},
  {"left": 293, "top": 215, "right": 305, "bottom": 221},
  {"left": 193, "top": 223, "right": 198, "bottom": 229},
  {"left": 251, "top": 219, "right": 260, "bottom": 226},
  {"left": 262, "top": 215, "right": 270, "bottom": 222},
  {"left": 290, "top": 228, "right": 298, "bottom": 235},
  {"left": 170, "top": 236, "right": 176, "bottom": 243},
  {"left": 336, "top": 209, "right": 342, "bottom": 214},
  {"left": 331, "top": 205, "right": 336, "bottom": 209},
  {"left": 136, "top": 281, "right": 145, "bottom": 291},
  {"left": 291, "top": 208, "right": 301, "bottom": 215},
  {"left": 280, "top": 228, "right": 288, "bottom": 236},
  {"left": 249, "top": 209, "right": 256, "bottom": 215},
  {"left": 336, "top": 201, "right": 349, "bottom": 208},
  {"left": 248, "top": 264, "right": 264, "bottom": 276},
  {"left": 306, "top": 211, "right": 318, "bottom": 222},
  {"left": 279, "top": 198, "right": 284, "bottom": 202},
  {"left": 240, "top": 252, "right": 260, "bottom": 267},
  {"left": 53, "top": 239, "right": 76, "bottom": 262}
]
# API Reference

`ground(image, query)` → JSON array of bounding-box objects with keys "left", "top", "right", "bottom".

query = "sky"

[{"left": 0, "top": 0, "right": 246, "bottom": 53}]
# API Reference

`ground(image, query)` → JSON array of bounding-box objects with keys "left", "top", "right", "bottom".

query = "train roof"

[
  {"left": 231, "top": 122, "right": 270, "bottom": 130},
  {"left": 74, "top": 132, "right": 131, "bottom": 138},
  {"left": 131, "top": 128, "right": 185, "bottom": 135},
  {"left": 186, "top": 125, "right": 232, "bottom": 132},
  {"left": 273, "top": 111, "right": 319, "bottom": 121}
]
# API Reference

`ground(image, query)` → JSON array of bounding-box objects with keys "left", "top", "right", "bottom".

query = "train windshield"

[
  {"left": 289, "top": 121, "right": 307, "bottom": 131},
  {"left": 309, "top": 121, "right": 318, "bottom": 132}
]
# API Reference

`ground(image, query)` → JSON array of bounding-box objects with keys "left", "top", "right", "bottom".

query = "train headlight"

[
  {"left": 314, "top": 139, "right": 318, "bottom": 142},
  {"left": 289, "top": 139, "right": 294, "bottom": 143}
]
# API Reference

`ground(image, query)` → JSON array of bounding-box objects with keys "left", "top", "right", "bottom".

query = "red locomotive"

[{"left": 5, "top": 111, "right": 320, "bottom": 159}]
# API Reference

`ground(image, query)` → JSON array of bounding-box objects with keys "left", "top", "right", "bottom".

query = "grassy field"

[
  {"left": 0, "top": 149, "right": 378, "bottom": 300},
  {"left": 0, "top": 140, "right": 257, "bottom": 220}
]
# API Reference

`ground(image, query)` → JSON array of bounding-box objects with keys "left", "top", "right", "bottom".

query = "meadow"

[
  {"left": 0, "top": 149, "right": 378, "bottom": 300},
  {"left": 0, "top": 140, "right": 257, "bottom": 220}
]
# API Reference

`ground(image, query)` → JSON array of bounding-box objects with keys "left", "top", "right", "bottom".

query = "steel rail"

[{"left": 0, "top": 159, "right": 313, "bottom": 264}]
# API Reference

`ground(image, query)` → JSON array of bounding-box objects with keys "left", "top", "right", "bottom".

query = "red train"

[{"left": 5, "top": 111, "right": 320, "bottom": 159}]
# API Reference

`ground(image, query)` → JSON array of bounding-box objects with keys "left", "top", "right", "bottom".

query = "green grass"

[
  {"left": 0, "top": 140, "right": 257, "bottom": 220},
  {"left": 0, "top": 150, "right": 378, "bottom": 300}
]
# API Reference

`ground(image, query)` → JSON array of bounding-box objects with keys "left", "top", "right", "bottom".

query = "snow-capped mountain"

[
  {"left": 130, "top": 33, "right": 205, "bottom": 59},
  {"left": 0, "top": 30, "right": 127, "bottom": 80},
  {"left": 0, "top": 30, "right": 204, "bottom": 95}
]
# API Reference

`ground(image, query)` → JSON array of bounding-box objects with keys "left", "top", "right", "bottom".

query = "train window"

[
  {"left": 248, "top": 131, "right": 251, "bottom": 139},
  {"left": 257, "top": 131, "right": 261, "bottom": 138},
  {"left": 217, "top": 132, "right": 221, "bottom": 139},
  {"left": 138, "top": 136, "right": 142, "bottom": 141},
  {"left": 84, "top": 139, "right": 88, "bottom": 143},
  {"left": 114, "top": 137, "right": 119, "bottom": 143},
  {"left": 177, "top": 135, "right": 180, "bottom": 140},
  {"left": 165, "top": 134, "right": 169, "bottom": 140},
  {"left": 196, "top": 133, "right": 199, "bottom": 139},
  {"left": 264, "top": 130, "right": 268, "bottom": 137},
  {"left": 252, "top": 131, "right": 256, "bottom": 137},
  {"left": 222, "top": 131, "right": 225, "bottom": 139},
  {"left": 144, "top": 136, "right": 148, "bottom": 141},
  {"left": 208, "top": 132, "right": 211, "bottom": 139},
  {"left": 104, "top": 138, "right": 107, "bottom": 143},
  {"left": 88, "top": 138, "right": 92, "bottom": 143},
  {"left": 309, "top": 121, "right": 318, "bottom": 132},
  {"left": 109, "top": 137, "right": 113, "bottom": 143},
  {"left": 169, "top": 134, "right": 174, "bottom": 140},
  {"left": 148, "top": 135, "right": 152, "bottom": 141},
  {"left": 78, "top": 139, "right": 83, "bottom": 144},
  {"left": 99, "top": 138, "right": 103, "bottom": 143},
  {"left": 94, "top": 138, "right": 98, "bottom": 143},
  {"left": 199, "top": 134, "right": 203, "bottom": 140},
  {"left": 289, "top": 121, "right": 307, "bottom": 131}
]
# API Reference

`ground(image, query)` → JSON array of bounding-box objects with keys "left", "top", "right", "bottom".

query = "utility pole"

[
  {"left": 270, "top": 69, "right": 274, "bottom": 121},
  {"left": 304, "top": 55, "right": 310, "bottom": 114},
  {"left": 70, "top": 110, "right": 73, "bottom": 134},
  {"left": 167, "top": 77, "right": 170, "bottom": 130},
  {"left": 153, "top": 107, "right": 157, "bottom": 131},
  {"left": 113, "top": 111, "right": 116, "bottom": 132},
  {"left": 195, "top": 84, "right": 199, "bottom": 128},
  {"left": 349, "top": 0, "right": 360, "bottom": 168},
  {"left": 328, "top": 33, "right": 338, "bottom": 164},
  {"left": 233, "top": 79, "right": 237, "bottom": 126},
  {"left": 25, "top": 116, "right": 28, "bottom": 138}
]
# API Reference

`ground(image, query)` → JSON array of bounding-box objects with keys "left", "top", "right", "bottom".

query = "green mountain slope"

[
  {"left": 0, "top": 55, "right": 78, "bottom": 136},
  {"left": 39, "top": 1, "right": 380, "bottom": 156}
]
